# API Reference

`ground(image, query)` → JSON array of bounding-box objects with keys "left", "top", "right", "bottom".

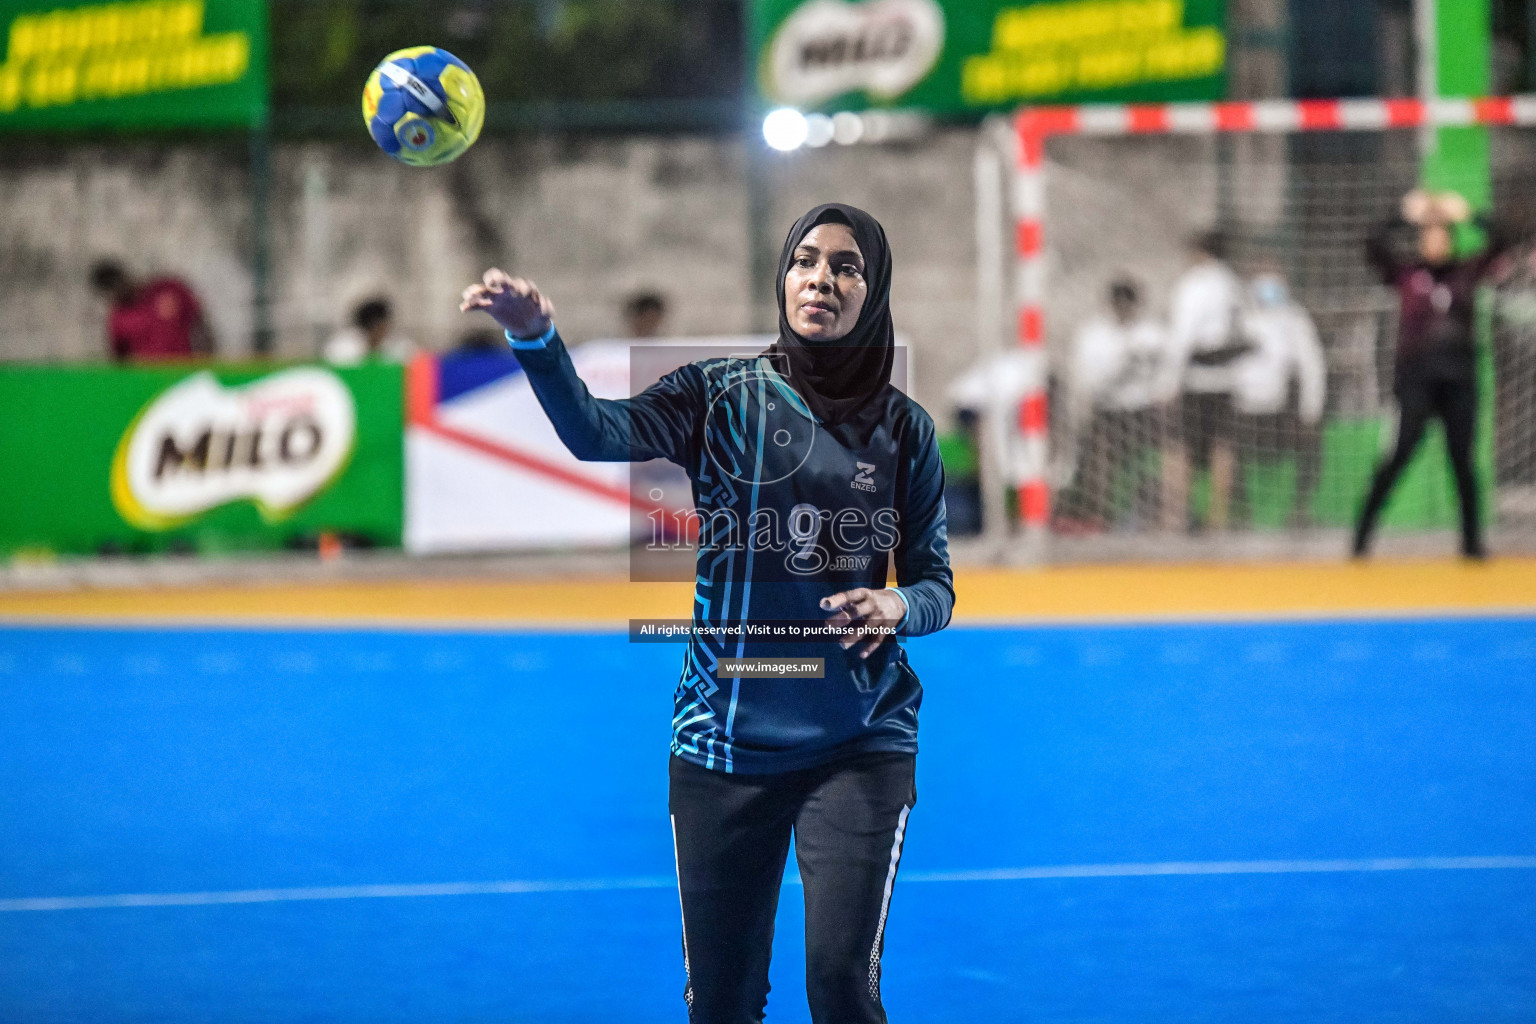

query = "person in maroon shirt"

[
  {"left": 90, "top": 261, "right": 214, "bottom": 362},
  {"left": 1353, "top": 190, "right": 1517, "bottom": 560}
]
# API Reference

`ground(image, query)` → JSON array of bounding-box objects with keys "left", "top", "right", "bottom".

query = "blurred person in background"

[
  {"left": 623, "top": 290, "right": 668, "bottom": 338},
  {"left": 947, "top": 343, "right": 1042, "bottom": 537},
  {"left": 1231, "top": 269, "right": 1328, "bottom": 528},
  {"left": 1156, "top": 231, "right": 1250, "bottom": 533},
  {"left": 323, "top": 297, "right": 417, "bottom": 365},
  {"left": 90, "top": 260, "right": 213, "bottom": 362},
  {"left": 1353, "top": 189, "right": 1518, "bottom": 560},
  {"left": 1067, "top": 277, "right": 1169, "bottom": 530},
  {"left": 462, "top": 203, "right": 953, "bottom": 1024}
]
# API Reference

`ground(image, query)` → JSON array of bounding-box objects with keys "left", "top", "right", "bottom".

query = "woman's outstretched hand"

[
  {"left": 820, "top": 588, "right": 907, "bottom": 659},
  {"left": 460, "top": 269, "right": 555, "bottom": 340}
]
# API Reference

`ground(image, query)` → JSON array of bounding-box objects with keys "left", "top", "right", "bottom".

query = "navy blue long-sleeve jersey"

[{"left": 514, "top": 331, "right": 955, "bottom": 774}]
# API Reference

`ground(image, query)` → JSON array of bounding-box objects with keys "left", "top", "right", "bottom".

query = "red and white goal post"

[{"left": 1006, "top": 95, "right": 1536, "bottom": 542}]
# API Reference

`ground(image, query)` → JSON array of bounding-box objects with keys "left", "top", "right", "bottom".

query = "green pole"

[
  {"left": 746, "top": 136, "right": 777, "bottom": 333},
  {"left": 1385, "top": 0, "right": 1494, "bottom": 533},
  {"left": 743, "top": 0, "right": 775, "bottom": 334},
  {"left": 250, "top": 114, "right": 275, "bottom": 357},
  {"left": 1427, "top": 0, "right": 1495, "bottom": 534},
  {"left": 1421, "top": 0, "right": 1491, "bottom": 204}
]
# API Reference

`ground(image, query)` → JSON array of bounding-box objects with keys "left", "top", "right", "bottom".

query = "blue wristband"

[
  {"left": 505, "top": 322, "right": 556, "bottom": 350},
  {"left": 892, "top": 587, "right": 910, "bottom": 629}
]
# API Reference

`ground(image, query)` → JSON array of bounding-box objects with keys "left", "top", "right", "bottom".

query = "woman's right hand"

[{"left": 460, "top": 269, "right": 554, "bottom": 340}]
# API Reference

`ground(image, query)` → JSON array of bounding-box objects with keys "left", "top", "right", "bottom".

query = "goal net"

[{"left": 999, "top": 98, "right": 1536, "bottom": 561}]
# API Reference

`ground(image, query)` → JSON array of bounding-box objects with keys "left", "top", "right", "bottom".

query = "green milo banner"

[
  {"left": 0, "top": 0, "right": 268, "bottom": 130},
  {"left": 0, "top": 363, "right": 403, "bottom": 558},
  {"left": 752, "top": 0, "right": 1226, "bottom": 115}
]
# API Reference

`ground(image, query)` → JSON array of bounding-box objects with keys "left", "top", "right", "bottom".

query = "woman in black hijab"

[
  {"left": 767, "top": 203, "right": 898, "bottom": 444},
  {"left": 463, "top": 203, "right": 955, "bottom": 1023}
]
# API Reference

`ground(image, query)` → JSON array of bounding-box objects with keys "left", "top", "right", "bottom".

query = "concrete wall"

[
  {"left": 0, "top": 143, "right": 255, "bottom": 364},
  {"left": 0, "top": 130, "right": 994, "bottom": 415}
]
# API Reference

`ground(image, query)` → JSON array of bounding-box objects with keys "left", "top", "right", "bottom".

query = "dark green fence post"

[{"left": 250, "top": 113, "right": 275, "bottom": 356}]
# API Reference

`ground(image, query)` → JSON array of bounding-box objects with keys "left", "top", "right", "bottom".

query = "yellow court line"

[{"left": 0, "top": 559, "right": 1533, "bottom": 625}]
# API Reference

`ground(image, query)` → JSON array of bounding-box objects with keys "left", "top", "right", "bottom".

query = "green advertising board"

[
  {"left": 0, "top": 0, "right": 267, "bottom": 130},
  {"left": 0, "top": 362, "right": 403, "bottom": 558},
  {"left": 753, "top": 0, "right": 1226, "bottom": 115}
]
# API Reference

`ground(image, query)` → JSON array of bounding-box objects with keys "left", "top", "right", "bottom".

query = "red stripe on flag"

[
  {"left": 1213, "top": 102, "right": 1256, "bottom": 131},
  {"left": 1017, "top": 306, "right": 1043, "bottom": 345},
  {"left": 1384, "top": 98, "right": 1425, "bottom": 126},
  {"left": 1127, "top": 105, "right": 1170, "bottom": 133},
  {"left": 415, "top": 417, "right": 684, "bottom": 530},
  {"left": 1475, "top": 97, "right": 1515, "bottom": 124},
  {"left": 1297, "top": 99, "right": 1342, "bottom": 129},
  {"left": 1015, "top": 219, "right": 1042, "bottom": 257},
  {"left": 1021, "top": 481, "right": 1051, "bottom": 525},
  {"left": 1021, "top": 392, "right": 1048, "bottom": 433}
]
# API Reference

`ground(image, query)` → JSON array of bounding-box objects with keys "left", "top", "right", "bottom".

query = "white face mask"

[{"left": 1250, "top": 275, "right": 1288, "bottom": 308}]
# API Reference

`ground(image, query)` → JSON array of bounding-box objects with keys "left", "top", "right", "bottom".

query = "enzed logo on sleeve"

[
  {"left": 110, "top": 368, "right": 357, "bottom": 530},
  {"left": 764, "top": 0, "right": 945, "bottom": 107}
]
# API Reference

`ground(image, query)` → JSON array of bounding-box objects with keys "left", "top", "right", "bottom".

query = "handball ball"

[{"left": 362, "top": 47, "right": 485, "bottom": 167}]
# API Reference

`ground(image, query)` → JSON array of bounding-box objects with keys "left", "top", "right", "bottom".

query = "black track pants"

[
  {"left": 1355, "top": 374, "right": 1483, "bottom": 555},
  {"left": 668, "top": 751, "right": 916, "bottom": 1024}
]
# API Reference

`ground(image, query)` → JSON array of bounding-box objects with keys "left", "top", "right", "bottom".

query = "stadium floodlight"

[
  {"left": 804, "top": 113, "right": 835, "bottom": 148},
  {"left": 830, "top": 111, "right": 864, "bottom": 145},
  {"left": 763, "top": 108, "right": 809, "bottom": 151}
]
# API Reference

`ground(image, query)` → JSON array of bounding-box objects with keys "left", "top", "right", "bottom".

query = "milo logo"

[
  {"left": 110, "top": 368, "right": 356, "bottom": 530},
  {"left": 763, "top": 0, "right": 945, "bottom": 107}
]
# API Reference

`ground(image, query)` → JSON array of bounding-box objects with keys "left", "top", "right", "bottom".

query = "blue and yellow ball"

[{"left": 362, "top": 46, "right": 485, "bottom": 167}]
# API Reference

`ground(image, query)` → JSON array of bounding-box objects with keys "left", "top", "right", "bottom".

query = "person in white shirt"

[
  {"left": 323, "top": 298, "right": 418, "bottom": 365},
  {"left": 1158, "top": 231, "right": 1249, "bottom": 532},
  {"left": 1231, "top": 270, "right": 1328, "bottom": 527},
  {"left": 1067, "top": 278, "right": 1170, "bottom": 528}
]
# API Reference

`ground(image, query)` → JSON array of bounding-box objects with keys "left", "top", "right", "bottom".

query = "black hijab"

[{"left": 766, "top": 203, "right": 896, "bottom": 448}]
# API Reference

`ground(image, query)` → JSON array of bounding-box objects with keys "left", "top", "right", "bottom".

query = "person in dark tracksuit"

[
  {"left": 461, "top": 203, "right": 955, "bottom": 1023},
  {"left": 1354, "top": 188, "right": 1516, "bottom": 560}
]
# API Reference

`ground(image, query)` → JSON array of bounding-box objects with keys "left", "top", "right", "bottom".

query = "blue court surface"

[{"left": 2, "top": 617, "right": 1534, "bottom": 1023}]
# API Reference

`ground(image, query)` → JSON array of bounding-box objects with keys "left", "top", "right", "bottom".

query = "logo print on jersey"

[
  {"left": 703, "top": 363, "right": 817, "bottom": 486},
  {"left": 852, "top": 462, "right": 877, "bottom": 492}
]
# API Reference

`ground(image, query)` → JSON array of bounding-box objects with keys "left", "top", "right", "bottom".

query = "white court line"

[
  {"left": 0, "top": 877, "right": 677, "bottom": 912},
  {"left": 3, "top": 856, "right": 1533, "bottom": 913}
]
